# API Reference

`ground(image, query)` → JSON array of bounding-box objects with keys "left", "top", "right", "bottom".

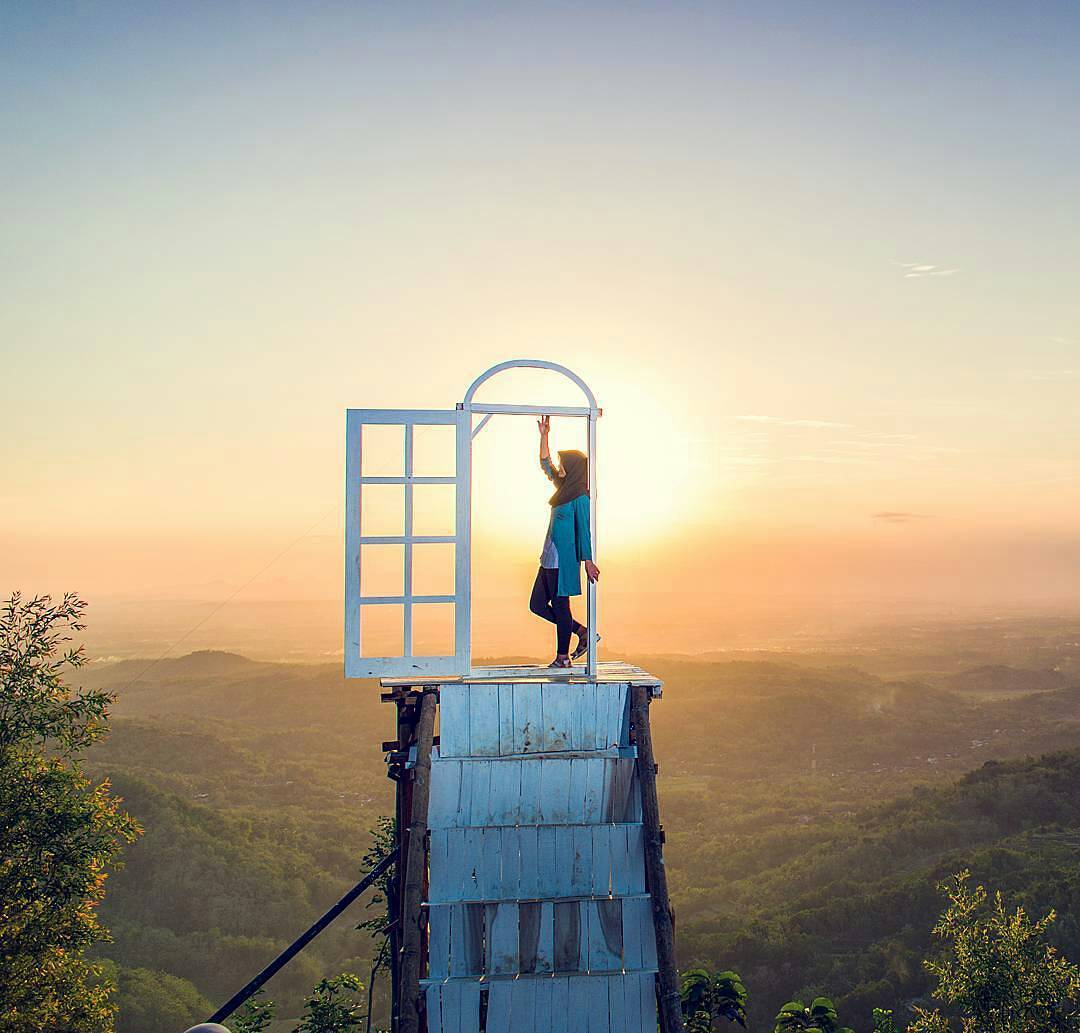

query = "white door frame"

[{"left": 345, "top": 360, "right": 600, "bottom": 679}]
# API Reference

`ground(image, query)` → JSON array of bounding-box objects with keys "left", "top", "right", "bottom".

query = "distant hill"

[
  {"left": 83, "top": 651, "right": 1080, "bottom": 1028},
  {"left": 942, "top": 663, "right": 1069, "bottom": 696},
  {"left": 675, "top": 749, "right": 1080, "bottom": 1030}
]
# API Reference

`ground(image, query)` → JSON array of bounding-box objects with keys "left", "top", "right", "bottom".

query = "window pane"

[
  {"left": 361, "top": 484, "right": 404, "bottom": 537},
  {"left": 360, "top": 603, "right": 404, "bottom": 657},
  {"left": 412, "top": 424, "right": 456, "bottom": 477},
  {"left": 412, "top": 484, "right": 456, "bottom": 538},
  {"left": 361, "top": 544, "right": 404, "bottom": 597},
  {"left": 412, "top": 542, "right": 455, "bottom": 597},
  {"left": 361, "top": 424, "right": 404, "bottom": 477},
  {"left": 412, "top": 603, "right": 454, "bottom": 656}
]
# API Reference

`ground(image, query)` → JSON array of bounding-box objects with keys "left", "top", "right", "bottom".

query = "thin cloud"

[
  {"left": 873, "top": 511, "right": 932, "bottom": 523},
  {"left": 737, "top": 415, "right": 853, "bottom": 429},
  {"left": 897, "top": 262, "right": 960, "bottom": 278}
]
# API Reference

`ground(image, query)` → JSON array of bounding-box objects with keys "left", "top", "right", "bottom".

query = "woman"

[{"left": 529, "top": 415, "right": 601, "bottom": 667}]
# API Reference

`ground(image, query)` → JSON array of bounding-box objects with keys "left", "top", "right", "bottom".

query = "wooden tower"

[{"left": 348, "top": 363, "right": 682, "bottom": 1033}]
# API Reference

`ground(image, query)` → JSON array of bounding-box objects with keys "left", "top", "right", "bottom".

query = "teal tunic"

[{"left": 540, "top": 458, "right": 593, "bottom": 597}]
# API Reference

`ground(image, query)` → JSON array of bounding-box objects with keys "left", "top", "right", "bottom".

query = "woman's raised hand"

[{"left": 537, "top": 414, "right": 550, "bottom": 436}]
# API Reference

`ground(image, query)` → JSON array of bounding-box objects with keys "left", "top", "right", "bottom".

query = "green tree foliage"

[
  {"left": 296, "top": 974, "right": 366, "bottom": 1033},
  {"left": 0, "top": 593, "right": 140, "bottom": 1033},
  {"left": 682, "top": 968, "right": 748, "bottom": 1030},
  {"left": 909, "top": 871, "right": 1080, "bottom": 1033},
  {"left": 772, "top": 997, "right": 854, "bottom": 1033},
  {"left": 110, "top": 965, "right": 211, "bottom": 1033},
  {"left": 231, "top": 990, "right": 276, "bottom": 1033}
]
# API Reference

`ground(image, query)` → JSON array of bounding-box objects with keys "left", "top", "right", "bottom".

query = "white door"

[{"left": 345, "top": 408, "right": 470, "bottom": 678}]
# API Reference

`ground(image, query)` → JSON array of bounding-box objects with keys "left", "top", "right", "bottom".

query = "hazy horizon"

[{"left": 4, "top": 1, "right": 1080, "bottom": 658}]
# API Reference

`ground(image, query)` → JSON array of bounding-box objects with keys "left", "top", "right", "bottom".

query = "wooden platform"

[{"left": 380, "top": 660, "right": 662, "bottom": 689}]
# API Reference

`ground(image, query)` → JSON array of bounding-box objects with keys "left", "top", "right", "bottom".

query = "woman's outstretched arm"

[{"left": 538, "top": 415, "right": 560, "bottom": 481}]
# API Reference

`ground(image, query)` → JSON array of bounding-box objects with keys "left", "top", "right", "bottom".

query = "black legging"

[{"left": 529, "top": 567, "right": 585, "bottom": 655}]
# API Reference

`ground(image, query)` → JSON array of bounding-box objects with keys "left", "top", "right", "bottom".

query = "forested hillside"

[{"left": 80, "top": 647, "right": 1080, "bottom": 1029}]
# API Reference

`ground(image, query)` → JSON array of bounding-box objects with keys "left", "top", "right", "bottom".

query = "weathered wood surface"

[
  {"left": 428, "top": 756, "right": 641, "bottom": 828},
  {"left": 397, "top": 690, "right": 437, "bottom": 1033},
  {"left": 426, "top": 897, "right": 657, "bottom": 978},
  {"left": 631, "top": 685, "right": 684, "bottom": 1033},
  {"left": 424, "top": 973, "right": 658, "bottom": 1033},
  {"left": 438, "top": 682, "right": 630, "bottom": 756},
  {"left": 381, "top": 661, "right": 663, "bottom": 687},
  {"left": 429, "top": 824, "right": 646, "bottom": 902},
  {"left": 407, "top": 675, "right": 668, "bottom": 1033}
]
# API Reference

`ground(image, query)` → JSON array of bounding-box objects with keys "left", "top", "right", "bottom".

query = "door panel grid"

[{"left": 345, "top": 409, "right": 469, "bottom": 677}]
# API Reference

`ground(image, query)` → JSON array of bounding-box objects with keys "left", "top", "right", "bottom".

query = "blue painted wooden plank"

[
  {"left": 469, "top": 683, "right": 500, "bottom": 757},
  {"left": 638, "top": 971, "right": 657, "bottom": 1033},
  {"left": 520, "top": 758, "right": 542, "bottom": 822},
  {"left": 515, "top": 683, "right": 544, "bottom": 752},
  {"left": 500, "top": 825, "right": 522, "bottom": 900},
  {"left": 537, "top": 826, "right": 557, "bottom": 897},
  {"left": 462, "top": 828, "right": 482, "bottom": 899},
  {"left": 584, "top": 973, "right": 611, "bottom": 1032},
  {"left": 518, "top": 824, "right": 539, "bottom": 899},
  {"left": 537, "top": 900, "right": 555, "bottom": 973},
  {"left": 489, "top": 902, "right": 518, "bottom": 975},
  {"left": 593, "top": 683, "right": 614, "bottom": 750},
  {"left": 583, "top": 757, "right": 605, "bottom": 824},
  {"left": 511, "top": 977, "right": 538, "bottom": 1033},
  {"left": 591, "top": 824, "right": 613, "bottom": 897},
  {"left": 426, "top": 983, "right": 443, "bottom": 1033},
  {"left": 543, "top": 684, "right": 572, "bottom": 751},
  {"left": 443, "top": 828, "right": 466, "bottom": 902},
  {"left": 460, "top": 981, "right": 481, "bottom": 1033},
  {"left": 554, "top": 825, "right": 575, "bottom": 898},
  {"left": 639, "top": 898, "right": 658, "bottom": 970},
  {"left": 616, "top": 683, "right": 630, "bottom": 747},
  {"left": 487, "top": 981, "right": 512, "bottom": 1033},
  {"left": 566, "top": 976, "right": 589, "bottom": 1033},
  {"left": 625, "top": 824, "right": 646, "bottom": 896},
  {"left": 539, "top": 759, "right": 571, "bottom": 824},
  {"left": 428, "top": 758, "right": 462, "bottom": 829},
  {"left": 428, "top": 828, "right": 449, "bottom": 901},
  {"left": 589, "top": 899, "right": 623, "bottom": 972},
  {"left": 554, "top": 901, "right": 582, "bottom": 972},
  {"left": 534, "top": 975, "right": 554, "bottom": 1033},
  {"left": 438, "top": 684, "right": 468, "bottom": 756},
  {"left": 441, "top": 980, "right": 462, "bottom": 1033},
  {"left": 497, "top": 683, "right": 515, "bottom": 756},
  {"left": 608, "top": 972, "right": 627, "bottom": 1032},
  {"left": 620, "top": 975, "right": 639, "bottom": 1033},
  {"left": 579, "top": 683, "right": 598, "bottom": 751},
  {"left": 572, "top": 824, "right": 593, "bottom": 897},
  {"left": 448, "top": 904, "right": 469, "bottom": 976},
  {"left": 464, "top": 904, "right": 486, "bottom": 974},
  {"left": 519, "top": 900, "right": 542, "bottom": 973},
  {"left": 494, "top": 759, "right": 523, "bottom": 826},
  {"left": 567, "top": 758, "right": 589, "bottom": 824},
  {"left": 481, "top": 827, "right": 501, "bottom": 898},
  {"left": 468, "top": 762, "right": 492, "bottom": 825},
  {"left": 622, "top": 897, "right": 645, "bottom": 971},
  {"left": 551, "top": 977, "right": 570, "bottom": 1033},
  {"left": 428, "top": 905, "right": 450, "bottom": 978}
]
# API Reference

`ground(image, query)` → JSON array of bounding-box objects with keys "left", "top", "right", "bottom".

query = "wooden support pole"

[
  {"left": 631, "top": 685, "right": 685, "bottom": 1033},
  {"left": 398, "top": 690, "right": 437, "bottom": 1033}
]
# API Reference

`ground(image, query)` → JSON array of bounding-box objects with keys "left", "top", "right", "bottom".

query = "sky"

[{"left": 3, "top": 1, "right": 1079, "bottom": 659}]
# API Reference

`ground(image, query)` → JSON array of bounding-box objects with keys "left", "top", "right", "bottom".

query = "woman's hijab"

[{"left": 549, "top": 449, "right": 589, "bottom": 507}]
